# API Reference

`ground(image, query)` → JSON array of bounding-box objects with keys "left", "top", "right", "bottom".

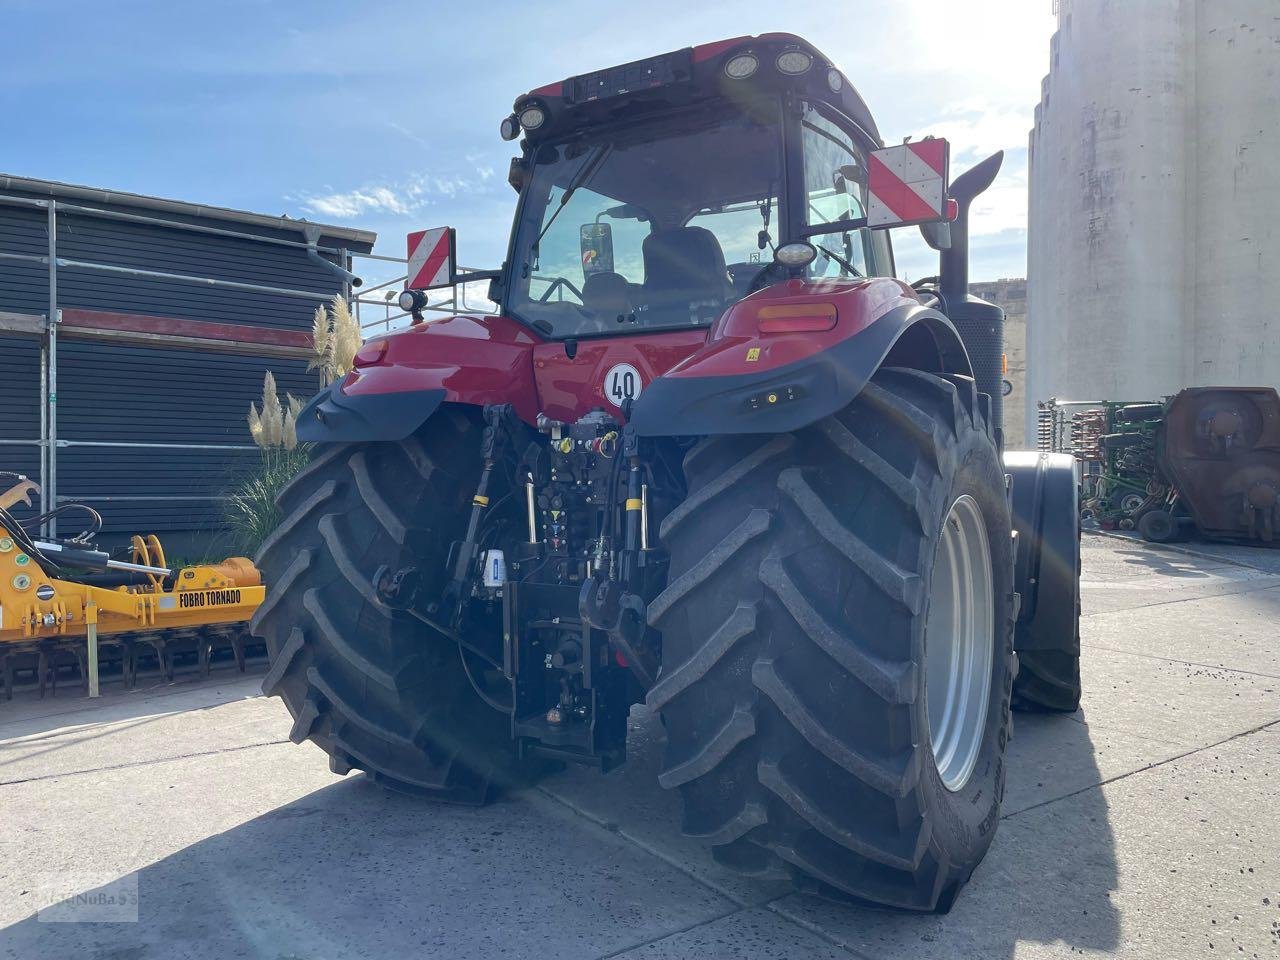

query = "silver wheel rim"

[{"left": 925, "top": 494, "right": 995, "bottom": 792}]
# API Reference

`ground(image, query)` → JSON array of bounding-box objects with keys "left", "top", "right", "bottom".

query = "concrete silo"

[{"left": 1026, "top": 0, "right": 1280, "bottom": 439}]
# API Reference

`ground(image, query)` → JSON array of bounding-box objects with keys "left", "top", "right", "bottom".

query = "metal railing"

[
  {"left": 349, "top": 254, "right": 500, "bottom": 335},
  {"left": 0, "top": 191, "right": 355, "bottom": 535}
]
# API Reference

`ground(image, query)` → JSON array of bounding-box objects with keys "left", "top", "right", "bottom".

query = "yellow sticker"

[{"left": 746, "top": 347, "right": 761, "bottom": 362}]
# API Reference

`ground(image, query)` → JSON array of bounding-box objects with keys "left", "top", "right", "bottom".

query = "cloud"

[
  {"left": 928, "top": 99, "right": 1032, "bottom": 161},
  {"left": 296, "top": 165, "right": 499, "bottom": 220},
  {"left": 301, "top": 186, "right": 414, "bottom": 218}
]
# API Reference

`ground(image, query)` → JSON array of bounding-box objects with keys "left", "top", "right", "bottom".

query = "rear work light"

[
  {"left": 398, "top": 288, "right": 426, "bottom": 313},
  {"left": 774, "top": 242, "right": 817, "bottom": 267},
  {"left": 724, "top": 53, "right": 759, "bottom": 79},
  {"left": 519, "top": 105, "right": 546, "bottom": 130},
  {"left": 776, "top": 50, "right": 813, "bottom": 75},
  {"left": 756, "top": 302, "right": 837, "bottom": 334}
]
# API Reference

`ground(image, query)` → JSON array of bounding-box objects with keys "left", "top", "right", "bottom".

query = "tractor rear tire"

[
  {"left": 648, "top": 368, "right": 1015, "bottom": 912},
  {"left": 251, "top": 408, "right": 538, "bottom": 803},
  {"left": 1010, "top": 461, "right": 1083, "bottom": 714},
  {"left": 1011, "top": 650, "right": 1081, "bottom": 713}
]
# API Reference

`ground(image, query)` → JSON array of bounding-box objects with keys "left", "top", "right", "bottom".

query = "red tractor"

[{"left": 254, "top": 34, "right": 1080, "bottom": 911}]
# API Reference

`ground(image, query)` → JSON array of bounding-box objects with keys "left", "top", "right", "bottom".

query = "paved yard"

[{"left": 1, "top": 533, "right": 1277, "bottom": 958}]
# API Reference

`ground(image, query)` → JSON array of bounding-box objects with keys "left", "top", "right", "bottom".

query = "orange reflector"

[
  {"left": 756, "top": 302, "right": 837, "bottom": 333},
  {"left": 353, "top": 339, "right": 389, "bottom": 368},
  {"left": 1001, "top": 353, "right": 1008, "bottom": 374}
]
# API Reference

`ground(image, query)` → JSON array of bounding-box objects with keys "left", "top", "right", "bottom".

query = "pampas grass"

[
  {"left": 307, "top": 303, "right": 333, "bottom": 376},
  {"left": 229, "top": 295, "right": 361, "bottom": 552},
  {"left": 308, "top": 294, "right": 362, "bottom": 384},
  {"left": 229, "top": 372, "right": 310, "bottom": 552}
]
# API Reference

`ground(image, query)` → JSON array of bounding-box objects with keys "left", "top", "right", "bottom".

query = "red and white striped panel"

[
  {"left": 406, "top": 227, "right": 454, "bottom": 289},
  {"left": 866, "top": 139, "right": 950, "bottom": 228}
]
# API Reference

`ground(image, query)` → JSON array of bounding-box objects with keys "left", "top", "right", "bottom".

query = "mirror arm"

[{"left": 796, "top": 216, "right": 867, "bottom": 238}]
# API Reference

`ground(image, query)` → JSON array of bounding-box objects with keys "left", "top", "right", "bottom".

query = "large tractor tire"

[
  {"left": 647, "top": 368, "right": 1015, "bottom": 912},
  {"left": 251, "top": 408, "right": 536, "bottom": 803}
]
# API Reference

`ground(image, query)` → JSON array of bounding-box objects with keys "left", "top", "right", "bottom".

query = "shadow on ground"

[
  {"left": 1113, "top": 547, "right": 1216, "bottom": 578},
  {"left": 0, "top": 703, "right": 1120, "bottom": 960}
]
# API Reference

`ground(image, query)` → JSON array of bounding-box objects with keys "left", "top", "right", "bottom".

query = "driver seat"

[{"left": 642, "top": 227, "right": 733, "bottom": 317}]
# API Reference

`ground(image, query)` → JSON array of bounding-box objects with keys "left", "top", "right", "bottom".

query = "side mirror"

[
  {"left": 919, "top": 220, "right": 952, "bottom": 251},
  {"left": 834, "top": 162, "right": 867, "bottom": 195},
  {"left": 866, "top": 138, "right": 951, "bottom": 230},
  {"left": 580, "top": 223, "right": 614, "bottom": 277}
]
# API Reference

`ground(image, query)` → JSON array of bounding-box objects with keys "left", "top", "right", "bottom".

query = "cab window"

[
  {"left": 525, "top": 186, "right": 651, "bottom": 304},
  {"left": 686, "top": 198, "right": 779, "bottom": 300},
  {"left": 506, "top": 103, "right": 784, "bottom": 338},
  {"left": 800, "top": 106, "right": 881, "bottom": 279}
]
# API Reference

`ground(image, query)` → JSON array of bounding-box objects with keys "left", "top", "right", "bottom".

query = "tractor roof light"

[
  {"left": 826, "top": 68, "right": 844, "bottom": 93},
  {"left": 724, "top": 52, "right": 759, "bottom": 79},
  {"left": 499, "top": 115, "right": 520, "bottom": 141},
  {"left": 756, "top": 302, "right": 838, "bottom": 334},
  {"left": 776, "top": 50, "right": 813, "bottom": 75},
  {"left": 518, "top": 105, "right": 546, "bottom": 131}
]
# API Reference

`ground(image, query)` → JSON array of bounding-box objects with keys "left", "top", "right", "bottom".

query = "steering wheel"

[
  {"left": 537, "top": 276, "right": 584, "bottom": 304},
  {"left": 746, "top": 261, "right": 789, "bottom": 295}
]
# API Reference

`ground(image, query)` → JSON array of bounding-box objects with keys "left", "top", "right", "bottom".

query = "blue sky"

[{"left": 3, "top": 0, "right": 1054, "bottom": 285}]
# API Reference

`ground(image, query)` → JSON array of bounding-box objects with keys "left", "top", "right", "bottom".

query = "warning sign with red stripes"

[
  {"left": 866, "top": 139, "right": 950, "bottom": 228},
  {"left": 406, "top": 227, "right": 455, "bottom": 289}
]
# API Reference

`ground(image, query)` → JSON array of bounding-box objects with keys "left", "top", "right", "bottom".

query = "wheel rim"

[{"left": 925, "top": 494, "right": 995, "bottom": 792}]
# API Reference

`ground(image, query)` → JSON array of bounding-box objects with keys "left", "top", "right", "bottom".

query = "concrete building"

[
  {"left": 1026, "top": 0, "right": 1280, "bottom": 441},
  {"left": 971, "top": 278, "right": 1028, "bottom": 449}
]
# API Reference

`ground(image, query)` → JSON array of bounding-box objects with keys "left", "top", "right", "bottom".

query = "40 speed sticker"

[
  {"left": 603, "top": 363, "right": 643, "bottom": 408},
  {"left": 179, "top": 589, "right": 242, "bottom": 609}
]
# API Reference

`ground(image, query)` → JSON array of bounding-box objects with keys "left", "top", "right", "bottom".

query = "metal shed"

[{"left": 0, "top": 174, "right": 376, "bottom": 553}]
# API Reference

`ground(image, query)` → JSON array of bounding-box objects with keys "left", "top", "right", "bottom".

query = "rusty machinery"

[
  {"left": 0, "top": 473, "right": 264, "bottom": 698},
  {"left": 1040, "top": 387, "right": 1280, "bottom": 544}
]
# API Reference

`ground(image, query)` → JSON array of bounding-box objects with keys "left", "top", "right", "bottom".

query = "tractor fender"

[
  {"left": 295, "top": 383, "right": 447, "bottom": 444},
  {"left": 629, "top": 301, "right": 971, "bottom": 437},
  {"left": 1003, "top": 450, "right": 1081, "bottom": 651},
  {"left": 295, "top": 314, "right": 542, "bottom": 444}
]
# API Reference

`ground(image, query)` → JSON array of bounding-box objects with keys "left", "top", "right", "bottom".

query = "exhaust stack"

[{"left": 939, "top": 151, "right": 1007, "bottom": 440}]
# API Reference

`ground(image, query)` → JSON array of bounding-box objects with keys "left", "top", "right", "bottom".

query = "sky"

[{"left": 2, "top": 0, "right": 1056, "bottom": 287}]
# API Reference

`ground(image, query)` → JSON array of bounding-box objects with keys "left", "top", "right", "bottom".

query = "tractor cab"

[
  {"left": 400, "top": 35, "right": 948, "bottom": 342},
  {"left": 499, "top": 35, "right": 898, "bottom": 339},
  {"left": 500, "top": 35, "right": 896, "bottom": 339}
]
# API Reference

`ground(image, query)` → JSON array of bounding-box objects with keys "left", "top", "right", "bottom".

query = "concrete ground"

[{"left": 1, "top": 533, "right": 1277, "bottom": 959}]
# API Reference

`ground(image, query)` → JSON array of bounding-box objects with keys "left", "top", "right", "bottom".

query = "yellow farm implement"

[{"left": 0, "top": 474, "right": 264, "bottom": 699}]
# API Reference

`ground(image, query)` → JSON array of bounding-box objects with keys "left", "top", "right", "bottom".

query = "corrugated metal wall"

[
  {"left": 0, "top": 333, "right": 42, "bottom": 529},
  {"left": 0, "top": 184, "right": 372, "bottom": 549},
  {"left": 0, "top": 197, "right": 351, "bottom": 329},
  {"left": 54, "top": 343, "right": 317, "bottom": 536}
]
